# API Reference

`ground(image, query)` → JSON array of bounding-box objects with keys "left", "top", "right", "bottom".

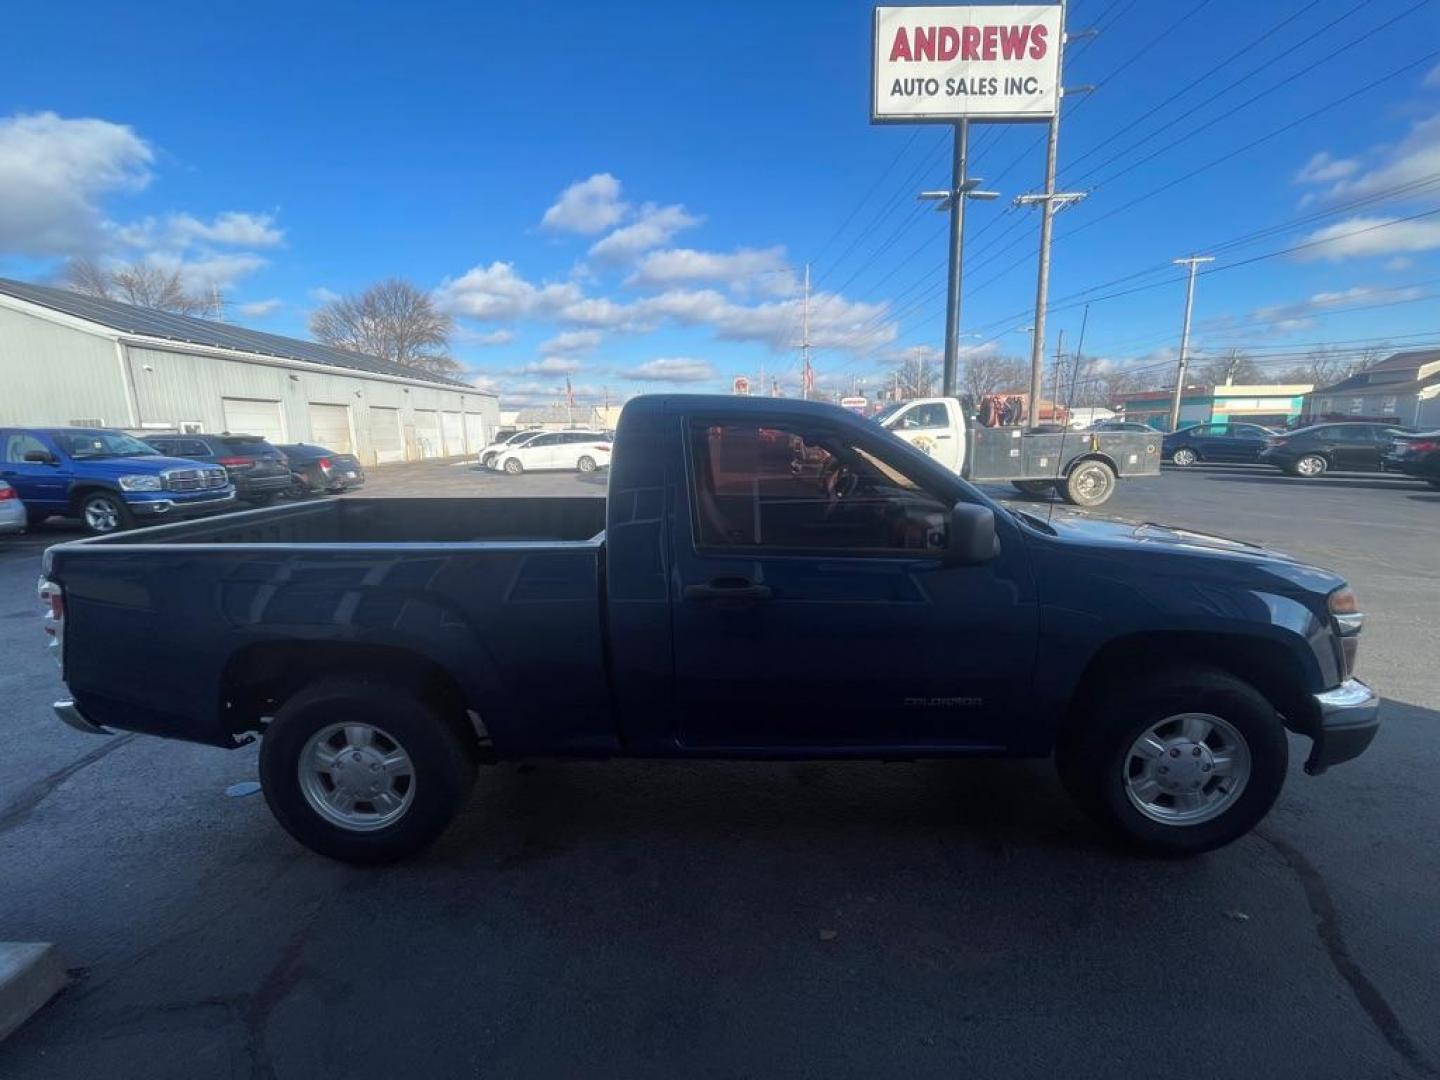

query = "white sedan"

[
  {"left": 494, "top": 431, "right": 612, "bottom": 474},
  {"left": 478, "top": 430, "right": 542, "bottom": 468}
]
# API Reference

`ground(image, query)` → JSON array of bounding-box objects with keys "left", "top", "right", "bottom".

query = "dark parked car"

[
  {"left": 1258, "top": 422, "right": 1412, "bottom": 478},
  {"left": 143, "top": 433, "right": 293, "bottom": 504},
  {"left": 1162, "top": 422, "right": 1275, "bottom": 466},
  {"left": 1383, "top": 429, "right": 1440, "bottom": 487},
  {"left": 1, "top": 427, "right": 233, "bottom": 533},
  {"left": 1088, "top": 421, "right": 1155, "bottom": 433},
  {"left": 276, "top": 443, "right": 366, "bottom": 495},
  {"left": 42, "top": 395, "right": 1376, "bottom": 864}
]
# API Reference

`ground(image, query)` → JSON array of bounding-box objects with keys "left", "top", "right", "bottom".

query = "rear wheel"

[
  {"left": 503, "top": 458, "right": 523, "bottom": 475},
  {"left": 1056, "top": 666, "right": 1287, "bottom": 856},
  {"left": 1062, "top": 460, "right": 1116, "bottom": 507},
  {"left": 1293, "top": 454, "right": 1328, "bottom": 478},
  {"left": 1170, "top": 447, "right": 1198, "bottom": 467},
  {"left": 78, "top": 491, "right": 133, "bottom": 534},
  {"left": 577, "top": 455, "right": 597, "bottom": 473},
  {"left": 481, "top": 453, "right": 497, "bottom": 468},
  {"left": 259, "top": 679, "right": 477, "bottom": 863}
]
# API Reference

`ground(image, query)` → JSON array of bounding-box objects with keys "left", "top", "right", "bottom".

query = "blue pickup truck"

[
  {"left": 2, "top": 427, "right": 235, "bottom": 533},
  {"left": 39, "top": 395, "right": 1379, "bottom": 863}
]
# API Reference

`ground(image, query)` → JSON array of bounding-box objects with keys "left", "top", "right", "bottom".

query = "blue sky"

[{"left": 2, "top": 0, "right": 1439, "bottom": 406}]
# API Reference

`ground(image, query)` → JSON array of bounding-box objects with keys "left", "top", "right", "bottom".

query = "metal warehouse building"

[{"left": 0, "top": 278, "right": 499, "bottom": 465}]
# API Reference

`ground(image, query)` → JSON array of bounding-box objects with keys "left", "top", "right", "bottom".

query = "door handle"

[
  {"left": 683, "top": 577, "right": 773, "bottom": 602},
  {"left": 934, "top": 434, "right": 953, "bottom": 440}
]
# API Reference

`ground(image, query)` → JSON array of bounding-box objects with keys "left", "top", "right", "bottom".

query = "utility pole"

[
  {"left": 801, "top": 262, "right": 813, "bottom": 400},
  {"left": 1050, "top": 329, "right": 1066, "bottom": 420},
  {"left": 1167, "top": 255, "right": 1214, "bottom": 431},
  {"left": 1014, "top": 0, "right": 1089, "bottom": 425},
  {"left": 1223, "top": 348, "right": 1242, "bottom": 385},
  {"left": 920, "top": 124, "right": 999, "bottom": 399}
]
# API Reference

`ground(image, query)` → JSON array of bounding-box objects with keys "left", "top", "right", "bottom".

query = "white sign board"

[{"left": 873, "top": 5, "right": 1062, "bottom": 123}]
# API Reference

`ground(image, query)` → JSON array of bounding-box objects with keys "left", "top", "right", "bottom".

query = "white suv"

[
  {"left": 478, "top": 430, "right": 541, "bottom": 468},
  {"left": 494, "top": 430, "right": 612, "bottom": 474}
]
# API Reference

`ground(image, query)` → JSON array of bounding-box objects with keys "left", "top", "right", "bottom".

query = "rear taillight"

[
  {"left": 0, "top": 486, "right": 15, "bottom": 501},
  {"left": 593, "top": 444, "right": 612, "bottom": 452},
  {"left": 217, "top": 456, "right": 251, "bottom": 468},
  {"left": 318, "top": 458, "right": 333, "bottom": 470},
  {"left": 38, "top": 578, "right": 65, "bottom": 673},
  {"left": 1407, "top": 439, "right": 1438, "bottom": 453}
]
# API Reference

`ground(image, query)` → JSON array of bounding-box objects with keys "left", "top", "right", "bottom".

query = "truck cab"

[{"left": 874, "top": 398, "right": 967, "bottom": 472}]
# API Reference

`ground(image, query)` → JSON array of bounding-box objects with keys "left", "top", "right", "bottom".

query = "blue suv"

[{"left": 0, "top": 427, "right": 236, "bottom": 534}]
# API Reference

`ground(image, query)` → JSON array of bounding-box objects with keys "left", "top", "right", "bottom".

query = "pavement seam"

[
  {"left": 1259, "top": 829, "right": 1438, "bottom": 1079},
  {"left": 0, "top": 733, "right": 136, "bottom": 837}
]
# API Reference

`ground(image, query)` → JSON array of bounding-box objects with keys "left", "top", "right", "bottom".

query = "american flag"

[
  {"left": 565, "top": 376, "right": 576, "bottom": 408},
  {"left": 802, "top": 358, "right": 815, "bottom": 396}
]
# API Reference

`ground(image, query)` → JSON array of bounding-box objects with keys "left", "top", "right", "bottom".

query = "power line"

[{"left": 809, "top": 128, "right": 923, "bottom": 270}]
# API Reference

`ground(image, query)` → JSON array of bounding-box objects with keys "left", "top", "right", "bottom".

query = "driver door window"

[{"left": 687, "top": 419, "right": 949, "bottom": 555}]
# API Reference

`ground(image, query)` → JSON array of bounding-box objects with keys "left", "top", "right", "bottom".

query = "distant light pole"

[{"left": 1167, "top": 255, "right": 1214, "bottom": 431}]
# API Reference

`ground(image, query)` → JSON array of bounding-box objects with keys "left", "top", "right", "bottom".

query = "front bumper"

[
  {"left": 54, "top": 699, "right": 111, "bottom": 736},
  {"left": 129, "top": 490, "right": 237, "bottom": 517},
  {"left": 1304, "top": 678, "right": 1381, "bottom": 775}
]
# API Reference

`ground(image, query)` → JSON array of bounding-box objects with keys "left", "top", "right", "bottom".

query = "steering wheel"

[{"left": 823, "top": 461, "right": 860, "bottom": 518}]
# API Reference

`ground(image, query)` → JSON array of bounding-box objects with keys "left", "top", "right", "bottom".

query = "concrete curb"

[{"left": 0, "top": 943, "right": 67, "bottom": 1043}]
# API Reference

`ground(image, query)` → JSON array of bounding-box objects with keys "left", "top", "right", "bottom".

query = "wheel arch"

[
  {"left": 220, "top": 640, "right": 485, "bottom": 749},
  {"left": 1054, "top": 630, "right": 1322, "bottom": 754},
  {"left": 1063, "top": 451, "right": 1119, "bottom": 477},
  {"left": 67, "top": 482, "right": 123, "bottom": 513}
]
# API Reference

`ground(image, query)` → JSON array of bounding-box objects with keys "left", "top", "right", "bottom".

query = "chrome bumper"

[
  {"left": 1304, "top": 678, "right": 1381, "bottom": 775},
  {"left": 54, "top": 699, "right": 111, "bottom": 736}
]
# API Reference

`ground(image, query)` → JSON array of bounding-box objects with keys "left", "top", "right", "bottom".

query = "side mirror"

[
  {"left": 23, "top": 450, "right": 57, "bottom": 465},
  {"left": 947, "top": 502, "right": 999, "bottom": 565}
]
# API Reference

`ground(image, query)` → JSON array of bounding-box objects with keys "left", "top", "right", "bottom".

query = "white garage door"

[
  {"left": 441, "top": 412, "right": 465, "bottom": 456},
  {"left": 307, "top": 403, "right": 353, "bottom": 453},
  {"left": 463, "top": 413, "right": 486, "bottom": 454},
  {"left": 368, "top": 406, "right": 404, "bottom": 464},
  {"left": 221, "top": 398, "right": 285, "bottom": 443},
  {"left": 413, "top": 410, "right": 441, "bottom": 459}
]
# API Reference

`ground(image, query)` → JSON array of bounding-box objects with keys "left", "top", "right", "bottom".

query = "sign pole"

[
  {"left": 941, "top": 118, "right": 969, "bottom": 400},
  {"left": 1026, "top": 0, "right": 1067, "bottom": 427}
]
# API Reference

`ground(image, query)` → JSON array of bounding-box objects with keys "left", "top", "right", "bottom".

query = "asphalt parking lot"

[{"left": 1, "top": 461, "right": 1436, "bottom": 1079}]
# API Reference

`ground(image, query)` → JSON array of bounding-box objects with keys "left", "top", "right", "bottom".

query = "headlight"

[
  {"left": 117, "top": 475, "right": 163, "bottom": 491},
  {"left": 1329, "top": 586, "right": 1363, "bottom": 677}
]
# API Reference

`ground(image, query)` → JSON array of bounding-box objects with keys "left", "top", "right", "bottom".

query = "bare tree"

[
  {"left": 961, "top": 353, "right": 1029, "bottom": 404},
  {"left": 65, "top": 257, "right": 211, "bottom": 316},
  {"left": 1194, "top": 350, "right": 1259, "bottom": 386},
  {"left": 310, "top": 278, "right": 458, "bottom": 375},
  {"left": 887, "top": 351, "right": 939, "bottom": 399},
  {"left": 1276, "top": 344, "right": 1390, "bottom": 389}
]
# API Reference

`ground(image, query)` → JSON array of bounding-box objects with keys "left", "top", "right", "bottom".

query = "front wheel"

[
  {"left": 1292, "top": 454, "right": 1328, "bottom": 478},
  {"left": 1170, "top": 447, "right": 1198, "bottom": 467},
  {"left": 503, "top": 458, "right": 523, "bottom": 475},
  {"left": 1062, "top": 460, "right": 1116, "bottom": 507},
  {"left": 79, "top": 491, "right": 134, "bottom": 534},
  {"left": 1056, "top": 666, "right": 1288, "bottom": 856},
  {"left": 259, "top": 679, "right": 477, "bottom": 863},
  {"left": 576, "top": 455, "right": 597, "bottom": 473}
]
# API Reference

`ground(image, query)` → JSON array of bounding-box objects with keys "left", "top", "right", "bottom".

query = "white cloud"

[
  {"left": 434, "top": 261, "right": 583, "bottom": 321},
  {"left": 1310, "top": 113, "right": 1440, "bottom": 202},
  {"left": 523, "top": 357, "right": 583, "bottom": 375},
  {"left": 556, "top": 296, "right": 640, "bottom": 329},
  {"left": 1294, "top": 151, "right": 1358, "bottom": 185},
  {"left": 1294, "top": 215, "right": 1440, "bottom": 261},
  {"left": 236, "top": 298, "right": 282, "bottom": 317},
  {"left": 627, "top": 246, "right": 791, "bottom": 290},
  {"left": 145, "top": 250, "right": 268, "bottom": 292},
  {"left": 309, "top": 286, "right": 341, "bottom": 303},
  {"left": 0, "top": 111, "right": 152, "bottom": 256},
  {"left": 167, "top": 211, "right": 283, "bottom": 248},
  {"left": 539, "top": 329, "right": 602, "bottom": 353},
  {"left": 455, "top": 326, "right": 516, "bottom": 346},
  {"left": 1251, "top": 284, "right": 1425, "bottom": 324},
  {"left": 620, "top": 357, "right": 716, "bottom": 383},
  {"left": 1385, "top": 256, "right": 1415, "bottom": 271},
  {"left": 637, "top": 288, "right": 896, "bottom": 354},
  {"left": 588, "top": 203, "right": 701, "bottom": 261},
  {"left": 1426, "top": 63, "right": 1440, "bottom": 89},
  {"left": 541, "top": 173, "right": 627, "bottom": 234}
]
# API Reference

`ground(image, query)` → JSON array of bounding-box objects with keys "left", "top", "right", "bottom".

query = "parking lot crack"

[
  {"left": 1260, "top": 830, "right": 1438, "bottom": 1078},
  {"left": 0, "top": 733, "right": 135, "bottom": 836}
]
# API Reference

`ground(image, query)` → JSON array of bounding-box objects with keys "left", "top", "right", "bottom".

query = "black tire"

[
  {"left": 259, "top": 679, "right": 477, "bottom": 864},
  {"left": 1170, "top": 447, "right": 1198, "bottom": 467},
  {"left": 1062, "top": 460, "right": 1116, "bottom": 507},
  {"left": 577, "top": 455, "right": 597, "bottom": 473},
  {"left": 1011, "top": 480, "right": 1054, "bottom": 496},
  {"left": 77, "top": 490, "right": 134, "bottom": 534},
  {"left": 1056, "top": 666, "right": 1288, "bottom": 857},
  {"left": 503, "top": 458, "right": 523, "bottom": 475},
  {"left": 1292, "top": 453, "right": 1328, "bottom": 478},
  {"left": 481, "top": 453, "right": 497, "bottom": 468}
]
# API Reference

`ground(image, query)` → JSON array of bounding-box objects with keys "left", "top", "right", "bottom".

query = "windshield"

[
  {"left": 55, "top": 431, "right": 159, "bottom": 459},
  {"left": 871, "top": 403, "right": 907, "bottom": 426}
]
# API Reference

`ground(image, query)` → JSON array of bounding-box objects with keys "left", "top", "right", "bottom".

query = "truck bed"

[
  {"left": 967, "top": 427, "right": 1161, "bottom": 482},
  {"left": 72, "top": 496, "right": 608, "bottom": 546}
]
